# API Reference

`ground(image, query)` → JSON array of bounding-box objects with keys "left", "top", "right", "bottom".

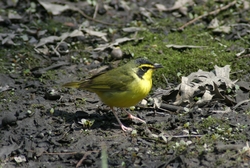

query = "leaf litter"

[
  {"left": 1, "top": 0, "right": 250, "bottom": 167},
  {"left": 174, "top": 65, "right": 237, "bottom": 106}
]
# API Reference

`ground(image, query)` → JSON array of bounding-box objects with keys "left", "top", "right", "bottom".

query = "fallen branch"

[
  {"left": 72, "top": 6, "right": 121, "bottom": 26},
  {"left": 177, "top": 0, "right": 237, "bottom": 31},
  {"left": 43, "top": 150, "right": 99, "bottom": 168}
]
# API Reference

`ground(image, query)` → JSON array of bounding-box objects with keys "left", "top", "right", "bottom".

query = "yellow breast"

[{"left": 96, "top": 71, "right": 153, "bottom": 108}]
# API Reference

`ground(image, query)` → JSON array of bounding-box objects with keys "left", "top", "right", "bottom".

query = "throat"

[
  {"left": 134, "top": 77, "right": 152, "bottom": 99},
  {"left": 136, "top": 69, "right": 146, "bottom": 79},
  {"left": 136, "top": 69, "right": 153, "bottom": 81}
]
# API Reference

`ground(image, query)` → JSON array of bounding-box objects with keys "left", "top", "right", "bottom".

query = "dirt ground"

[{"left": 1, "top": 0, "right": 250, "bottom": 168}]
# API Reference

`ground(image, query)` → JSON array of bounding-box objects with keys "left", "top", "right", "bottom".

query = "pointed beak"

[{"left": 153, "top": 63, "right": 163, "bottom": 69}]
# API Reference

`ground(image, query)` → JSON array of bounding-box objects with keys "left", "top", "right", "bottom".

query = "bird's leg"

[
  {"left": 123, "top": 109, "right": 146, "bottom": 124},
  {"left": 111, "top": 107, "right": 133, "bottom": 132}
]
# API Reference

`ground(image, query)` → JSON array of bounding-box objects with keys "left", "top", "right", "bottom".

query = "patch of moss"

[
  {"left": 0, "top": 44, "right": 41, "bottom": 74},
  {"left": 197, "top": 116, "right": 222, "bottom": 129},
  {"left": 121, "top": 24, "right": 249, "bottom": 85},
  {"left": 0, "top": 89, "right": 20, "bottom": 113},
  {"left": 39, "top": 69, "right": 62, "bottom": 84},
  {"left": 75, "top": 97, "right": 86, "bottom": 108},
  {"left": 195, "top": 115, "right": 247, "bottom": 142},
  {"left": 31, "top": 104, "right": 46, "bottom": 110},
  {"left": 31, "top": 18, "right": 69, "bottom": 36}
]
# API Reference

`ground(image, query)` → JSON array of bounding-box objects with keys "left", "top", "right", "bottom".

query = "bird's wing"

[{"left": 79, "top": 67, "right": 134, "bottom": 92}]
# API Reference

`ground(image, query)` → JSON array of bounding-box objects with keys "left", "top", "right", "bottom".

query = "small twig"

[
  {"left": 43, "top": 150, "right": 99, "bottom": 168},
  {"left": 76, "top": 150, "right": 99, "bottom": 168},
  {"left": 72, "top": 6, "right": 121, "bottom": 26},
  {"left": 236, "top": 31, "right": 250, "bottom": 45},
  {"left": 166, "top": 134, "right": 203, "bottom": 138},
  {"left": 51, "top": 45, "right": 61, "bottom": 57},
  {"left": 230, "top": 23, "right": 250, "bottom": 28},
  {"left": 43, "top": 152, "right": 79, "bottom": 155},
  {"left": 212, "top": 107, "right": 231, "bottom": 113},
  {"left": 93, "top": 4, "right": 99, "bottom": 19},
  {"left": 178, "top": 0, "right": 237, "bottom": 31},
  {"left": 232, "top": 99, "right": 250, "bottom": 110},
  {"left": 54, "top": 4, "right": 120, "bottom": 51},
  {"left": 162, "top": 74, "right": 169, "bottom": 85},
  {"left": 147, "top": 127, "right": 203, "bottom": 139},
  {"left": 160, "top": 103, "right": 185, "bottom": 112}
]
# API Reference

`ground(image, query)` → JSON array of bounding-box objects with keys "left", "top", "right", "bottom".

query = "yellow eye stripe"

[
  {"left": 136, "top": 64, "right": 155, "bottom": 79},
  {"left": 138, "top": 64, "right": 155, "bottom": 69}
]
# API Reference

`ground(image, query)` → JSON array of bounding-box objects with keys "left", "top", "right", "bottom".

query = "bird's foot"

[
  {"left": 127, "top": 112, "right": 146, "bottom": 124},
  {"left": 121, "top": 124, "right": 133, "bottom": 132},
  {"left": 111, "top": 107, "right": 133, "bottom": 132}
]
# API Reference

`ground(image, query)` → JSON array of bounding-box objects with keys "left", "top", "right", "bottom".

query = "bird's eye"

[{"left": 141, "top": 67, "right": 149, "bottom": 71}]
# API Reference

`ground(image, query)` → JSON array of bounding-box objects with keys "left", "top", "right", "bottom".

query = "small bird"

[{"left": 63, "top": 58, "right": 162, "bottom": 131}]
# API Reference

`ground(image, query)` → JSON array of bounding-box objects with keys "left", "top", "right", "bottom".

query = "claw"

[
  {"left": 127, "top": 113, "right": 146, "bottom": 124},
  {"left": 125, "top": 110, "right": 146, "bottom": 124},
  {"left": 111, "top": 107, "right": 133, "bottom": 131},
  {"left": 121, "top": 124, "right": 133, "bottom": 132}
]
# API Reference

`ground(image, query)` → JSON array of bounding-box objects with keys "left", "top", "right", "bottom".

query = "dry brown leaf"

[
  {"left": 173, "top": 65, "right": 237, "bottom": 106},
  {"left": 35, "top": 30, "right": 84, "bottom": 48},
  {"left": 38, "top": 0, "right": 70, "bottom": 15},
  {"left": 82, "top": 28, "right": 107, "bottom": 42},
  {"left": 94, "top": 37, "right": 143, "bottom": 51},
  {"left": 208, "top": 18, "right": 231, "bottom": 33},
  {"left": 155, "top": 4, "right": 168, "bottom": 12},
  {"left": 167, "top": 0, "right": 194, "bottom": 15}
]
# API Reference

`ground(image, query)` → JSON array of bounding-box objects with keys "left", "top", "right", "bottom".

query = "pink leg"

[
  {"left": 124, "top": 109, "right": 146, "bottom": 124},
  {"left": 111, "top": 108, "right": 133, "bottom": 132}
]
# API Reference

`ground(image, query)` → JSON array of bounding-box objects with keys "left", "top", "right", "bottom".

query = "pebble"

[{"left": 2, "top": 113, "right": 17, "bottom": 126}]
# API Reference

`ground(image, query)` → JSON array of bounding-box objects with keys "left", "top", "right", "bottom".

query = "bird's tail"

[{"left": 62, "top": 82, "right": 81, "bottom": 88}]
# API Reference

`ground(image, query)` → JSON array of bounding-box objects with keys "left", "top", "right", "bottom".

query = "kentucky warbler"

[{"left": 63, "top": 58, "right": 162, "bottom": 131}]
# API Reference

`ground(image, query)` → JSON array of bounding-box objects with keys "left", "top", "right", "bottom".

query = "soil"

[{"left": 1, "top": 0, "right": 250, "bottom": 168}]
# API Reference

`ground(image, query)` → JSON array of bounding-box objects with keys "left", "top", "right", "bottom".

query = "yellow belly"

[{"left": 95, "top": 77, "right": 152, "bottom": 107}]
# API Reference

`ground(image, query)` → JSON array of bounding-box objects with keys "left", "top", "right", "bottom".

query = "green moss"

[
  {"left": 0, "top": 44, "right": 41, "bottom": 74},
  {"left": 31, "top": 104, "right": 46, "bottom": 110},
  {"left": 75, "top": 97, "right": 86, "bottom": 108},
  {"left": 121, "top": 24, "right": 249, "bottom": 85},
  {"left": 197, "top": 116, "right": 222, "bottom": 129},
  {"left": 195, "top": 115, "right": 247, "bottom": 143},
  {"left": 31, "top": 18, "right": 69, "bottom": 36},
  {"left": 39, "top": 70, "right": 62, "bottom": 83}
]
